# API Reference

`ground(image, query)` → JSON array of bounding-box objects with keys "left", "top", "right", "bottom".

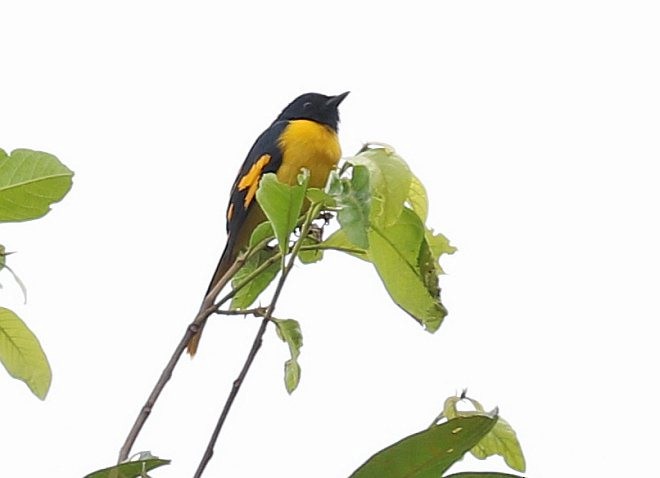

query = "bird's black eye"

[{"left": 303, "top": 102, "right": 312, "bottom": 109}]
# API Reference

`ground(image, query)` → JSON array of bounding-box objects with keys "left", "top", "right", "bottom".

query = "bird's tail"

[{"left": 187, "top": 237, "right": 236, "bottom": 356}]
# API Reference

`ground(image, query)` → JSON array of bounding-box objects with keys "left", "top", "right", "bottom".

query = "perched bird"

[{"left": 188, "top": 91, "right": 350, "bottom": 355}]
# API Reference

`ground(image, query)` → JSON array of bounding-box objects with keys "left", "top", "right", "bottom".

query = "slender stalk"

[
  {"left": 194, "top": 204, "right": 322, "bottom": 477},
  {"left": 117, "top": 252, "right": 248, "bottom": 463}
]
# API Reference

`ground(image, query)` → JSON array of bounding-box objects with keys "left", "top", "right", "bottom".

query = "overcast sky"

[{"left": 2, "top": 1, "right": 659, "bottom": 477}]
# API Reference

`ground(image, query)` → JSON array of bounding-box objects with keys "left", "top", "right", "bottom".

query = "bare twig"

[
  {"left": 193, "top": 204, "right": 322, "bottom": 477},
  {"left": 215, "top": 307, "right": 268, "bottom": 317},
  {"left": 117, "top": 255, "right": 247, "bottom": 463}
]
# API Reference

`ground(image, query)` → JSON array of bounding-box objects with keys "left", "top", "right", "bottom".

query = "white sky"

[{"left": 2, "top": 1, "right": 659, "bottom": 477}]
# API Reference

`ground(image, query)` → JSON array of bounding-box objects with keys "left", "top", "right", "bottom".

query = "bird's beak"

[{"left": 326, "top": 91, "right": 350, "bottom": 108}]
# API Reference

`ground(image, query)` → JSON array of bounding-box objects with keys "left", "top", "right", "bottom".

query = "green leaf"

[
  {"left": 349, "top": 147, "right": 412, "bottom": 227},
  {"left": 0, "top": 307, "right": 51, "bottom": 399},
  {"left": 273, "top": 318, "right": 303, "bottom": 393},
  {"left": 350, "top": 416, "right": 497, "bottom": 478},
  {"left": 407, "top": 173, "right": 429, "bottom": 222},
  {"left": 84, "top": 458, "right": 171, "bottom": 478},
  {"left": 298, "top": 236, "right": 324, "bottom": 264},
  {"left": 0, "top": 148, "right": 74, "bottom": 222},
  {"left": 426, "top": 230, "right": 457, "bottom": 275},
  {"left": 470, "top": 417, "right": 526, "bottom": 472},
  {"left": 306, "top": 187, "right": 336, "bottom": 206},
  {"left": 284, "top": 359, "right": 301, "bottom": 394},
  {"left": 335, "top": 165, "right": 371, "bottom": 248},
  {"left": 248, "top": 220, "right": 274, "bottom": 248},
  {"left": 322, "top": 229, "right": 368, "bottom": 258},
  {"left": 230, "top": 247, "right": 280, "bottom": 310},
  {"left": 443, "top": 396, "right": 526, "bottom": 472},
  {"left": 368, "top": 208, "right": 447, "bottom": 332},
  {"left": 256, "top": 173, "right": 307, "bottom": 256},
  {"left": 444, "top": 473, "right": 525, "bottom": 478}
]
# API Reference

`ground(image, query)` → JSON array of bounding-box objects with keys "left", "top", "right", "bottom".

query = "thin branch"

[
  {"left": 117, "top": 255, "right": 247, "bottom": 464},
  {"left": 215, "top": 307, "right": 268, "bottom": 317},
  {"left": 194, "top": 204, "right": 322, "bottom": 477},
  {"left": 298, "top": 244, "right": 367, "bottom": 255}
]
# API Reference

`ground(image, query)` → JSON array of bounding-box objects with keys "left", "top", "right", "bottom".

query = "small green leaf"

[
  {"left": 443, "top": 395, "right": 526, "bottom": 473},
  {"left": 84, "top": 457, "right": 171, "bottom": 478},
  {"left": 248, "top": 221, "right": 274, "bottom": 248},
  {"left": 0, "top": 149, "right": 74, "bottom": 222},
  {"left": 0, "top": 307, "right": 51, "bottom": 399},
  {"left": 230, "top": 247, "right": 280, "bottom": 310},
  {"left": 349, "top": 416, "right": 497, "bottom": 478},
  {"left": 322, "top": 229, "right": 369, "bottom": 262},
  {"left": 273, "top": 318, "right": 303, "bottom": 393},
  {"left": 426, "top": 229, "right": 457, "bottom": 275},
  {"left": 283, "top": 359, "right": 301, "bottom": 394},
  {"left": 306, "top": 187, "right": 336, "bottom": 206},
  {"left": 349, "top": 147, "right": 412, "bottom": 227},
  {"left": 368, "top": 208, "right": 447, "bottom": 332},
  {"left": 256, "top": 173, "right": 307, "bottom": 256},
  {"left": 407, "top": 173, "right": 429, "bottom": 222},
  {"left": 335, "top": 165, "right": 371, "bottom": 248},
  {"left": 470, "top": 417, "right": 526, "bottom": 472},
  {"left": 298, "top": 236, "right": 324, "bottom": 264}
]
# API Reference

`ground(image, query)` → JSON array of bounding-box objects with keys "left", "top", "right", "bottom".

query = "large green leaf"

[
  {"left": 0, "top": 307, "right": 51, "bottom": 399},
  {"left": 0, "top": 148, "right": 74, "bottom": 222},
  {"left": 368, "top": 208, "right": 447, "bottom": 332},
  {"left": 350, "top": 416, "right": 496, "bottom": 478},
  {"left": 84, "top": 457, "right": 170, "bottom": 478},
  {"left": 444, "top": 396, "right": 526, "bottom": 472},
  {"left": 349, "top": 147, "right": 412, "bottom": 227},
  {"left": 256, "top": 173, "right": 307, "bottom": 256},
  {"left": 273, "top": 318, "right": 303, "bottom": 393}
]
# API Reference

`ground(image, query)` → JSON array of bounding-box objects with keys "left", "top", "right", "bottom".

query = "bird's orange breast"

[{"left": 276, "top": 119, "right": 341, "bottom": 188}]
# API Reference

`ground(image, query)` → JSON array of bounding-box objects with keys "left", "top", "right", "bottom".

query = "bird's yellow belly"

[{"left": 277, "top": 119, "right": 341, "bottom": 188}]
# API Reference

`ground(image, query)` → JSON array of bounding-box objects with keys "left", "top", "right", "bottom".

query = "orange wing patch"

[{"left": 237, "top": 154, "right": 271, "bottom": 208}]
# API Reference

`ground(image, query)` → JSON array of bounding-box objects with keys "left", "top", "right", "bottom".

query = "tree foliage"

[
  {"left": 0, "top": 148, "right": 74, "bottom": 399},
  {"left": 88, "top": 145, "right": 524, "bottom": 477}
]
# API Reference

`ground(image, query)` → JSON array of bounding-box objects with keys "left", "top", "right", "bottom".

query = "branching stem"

[{"left": 193, "top": 203, "right": 321, "bottom": 477}]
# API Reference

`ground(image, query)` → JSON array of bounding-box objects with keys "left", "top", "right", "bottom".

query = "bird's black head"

[{"left": 275, "top": 91, "right": 349, "bottom": 131}]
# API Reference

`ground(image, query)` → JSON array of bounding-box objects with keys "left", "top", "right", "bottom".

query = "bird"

[{"left": 187, "top": 91, "right": 350, "bottom": 355}]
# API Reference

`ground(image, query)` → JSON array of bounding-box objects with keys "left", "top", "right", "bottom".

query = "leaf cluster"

[{"left": 0, "top": 148, "right": 74, "bottom": 399}]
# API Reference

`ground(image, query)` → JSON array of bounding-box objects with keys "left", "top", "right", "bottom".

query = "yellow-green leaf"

[
  {"left": 443, "top": 395, "right": 526, "bottom": 473},
  {"left": 407, "top": 173, "right": 429, "bottom": 222},
  {"left": 0, "top": 307, "right": 51, "bottom": 399},
  {"left": 368, "top": 209, "right": 447, "bottom": 332},
  {"left": 349, "top": 147, "right": 412, "bottom": 227},
  {"left": 273, "top": 318, "right": 303, "bottom": 393},
  {"left": 470, "top": 416, "right": 526, "bottom": 472},
  {"left": 0, "top": 149, "right": 74, "bottom": 222}
]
